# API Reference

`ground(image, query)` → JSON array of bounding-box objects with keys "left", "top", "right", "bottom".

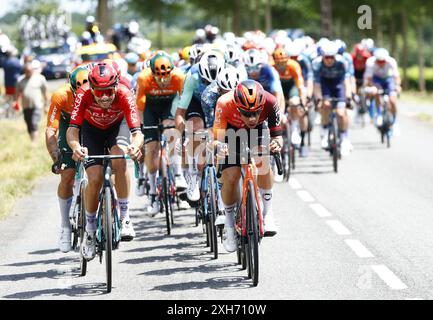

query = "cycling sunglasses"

[
  {"left": 91, "top": 86, "right": 116, "bottom": 98},
  {"left": 237, "top": 107, "right": 263, "bottom": 118}
]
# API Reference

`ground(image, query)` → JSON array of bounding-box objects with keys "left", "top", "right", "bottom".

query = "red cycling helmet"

[
  {"left": 88, "top": 62, "right": 119, "bottom": 88},
  {"left": 354, "top": 43, "right": 366, "bottom": 56},
  {"left": 234, "top": 80, "right": 266, "bottom": 113}
]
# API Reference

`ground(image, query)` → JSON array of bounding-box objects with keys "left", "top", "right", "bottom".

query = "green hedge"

[{"left": 401, "top": 67, "right": 433, "bottom": 91}]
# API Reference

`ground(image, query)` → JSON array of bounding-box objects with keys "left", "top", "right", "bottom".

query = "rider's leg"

[
  {"left": 58, "top": 168, "right": 75, "bottom": 228},
  {"left": 111, "top": 145, "right": 131, "bottom": 221},
  {"left": 221, "top": 166, "right": 242, "bottom": 227},
  {"left": 84, "top": 165, "right": 103, "bottom": 232},
  {"left": 145, "top": 141, "right": 159, "bottom": 194}
]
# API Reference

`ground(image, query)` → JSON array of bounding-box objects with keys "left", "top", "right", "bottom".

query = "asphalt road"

[{"left": 0, "top": 98, "right": 432, "bottom": 300}]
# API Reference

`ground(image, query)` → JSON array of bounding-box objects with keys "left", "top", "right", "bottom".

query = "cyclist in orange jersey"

[{"left": 45, "top": 65, "right": 90, "bottom": 253}]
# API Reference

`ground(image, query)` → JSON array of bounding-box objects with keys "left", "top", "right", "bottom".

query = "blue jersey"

[
  {"left": 342, "top": 52, "right": 355, "bottom": 77},
  {"left": 313, "top": 55, "right": 350, "bottom": 84},
  {"left": 297, "top": 54, "right": 313, "bottom": 83},
  {"left": 248, "top": 64, "right": 283, "bottom": 94},
  {"left": 200, "top": 81, "right": 221, "bottom": 128},
  {"left": 177, "top": 64, "right": 211, "bottom": 110}
]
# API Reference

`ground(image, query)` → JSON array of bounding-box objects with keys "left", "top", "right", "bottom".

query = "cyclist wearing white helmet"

[
  {"left": 201, "top": 65, "right": 241, "bottom": 129},
  {"left": 224, "top": 43, "right": 248, "bottom": 81},
  {"left": 175, "top": 50, "right": 226, "bottom": 203},
  {"left": 335, "top": 39, "right": 356, "bottom": 97},
  {"left": 364, "top": 48, "right": 401, "bottom": 133},
  {"left": 313, "top": 40, "right": 354, "bottom": 156},
  {"left": 244, "top": 48, "right": 285, "bottom": 113}
]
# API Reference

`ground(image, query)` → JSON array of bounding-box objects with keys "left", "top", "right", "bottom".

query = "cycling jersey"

[
  {"left": 274, "top": 58, "right": 304, "bottom": 88},
  {"left": 247, "top": 64, "right": 283, "bottom": 95},
  {"left": 135, "top": 67, "right": 185, "bottom": 112},
  {"left": 342, "top": 52, "right": 355, "bottom": 77},
  {"left": 312, "top": 55, "right": 350, "bottom": 83},
  {"left": 177, "top": 64, "right": 210, "bottom": 110},
  {"left": 46, "top": 84, "right": 74, "bottom": 130},
  {"left": 352, "top": 51, "right": 371, "bottom": 72},
  {"left": 213, "top": 90, "right": 282, "bottom": 137},
  {"left": 296, "top": 54, "right": 314, "bottom": 83},
  {"left": 364, "top": 56, "right": 399, "bottom": 80},
  {"left": 200, "top": 81, "right": 221, "bottom": 128},
  {"left": 70, "top": 82, "right": 140, "bottom": 132}
]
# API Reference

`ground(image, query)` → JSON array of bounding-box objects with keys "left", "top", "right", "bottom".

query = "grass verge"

[{"left": 0, "top": 119, "right": 51, "bottom": 220}]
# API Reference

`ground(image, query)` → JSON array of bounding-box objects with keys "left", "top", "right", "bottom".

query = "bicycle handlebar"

[{"left": 216, "top": 152, "right": 282, "bottom": 178}]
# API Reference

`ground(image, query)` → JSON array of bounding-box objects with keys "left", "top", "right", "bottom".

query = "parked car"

[{"left": 33, "top": 44, "right": 73, "bottom": 79}]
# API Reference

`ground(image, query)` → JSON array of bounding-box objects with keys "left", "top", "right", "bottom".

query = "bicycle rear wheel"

[
  {"left": 246, "top": 181, "right": 259, "bottom": 286},
  {"left": 79, "top": 180, "right": 87, "bottom": 276},
  {"left": 104, "top": 187, "right": 113, "bottom": 293},
  {"left": 329, "top": 121, "right": 338, "bottom": 173}
]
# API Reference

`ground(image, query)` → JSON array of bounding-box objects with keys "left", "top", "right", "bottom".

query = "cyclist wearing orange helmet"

[
  {"left": 273, "top": 45, "right": 309, "bottom": 156},
  {"left": 213, "top": 80, "right": 283, "bottom": 252},
  {"left": 135, "top": 51, "right": 187, "bottom": 214},
  {"left": 45, "top": 65, "right": 90, "bottom": 253},
  {"left": 67, "top": 61, "right": 144, "bottom": 261}
]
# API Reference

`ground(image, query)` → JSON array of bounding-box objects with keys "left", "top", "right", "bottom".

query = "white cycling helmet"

[
  {"left": 374, "top": 48, "right": 389, "bottom": 61},
  {"left": 189, "top": 44, "right": 205, "bottom": 64},
  {"left": 243, "top": 48, "right": 263, "bottom": 67},
  {"left": 198, "top": 50, "right": 225, "bottom": 82},
  {"left": 362, "top": 38, "right": 375, "bottom": 52},
  {"left": 216, "top": 65, "right": 241, "bottom": 91},
  {"left": 320, "top": 40, "right": 338, "bottom": 57},
  {"left": 287, "top": 40, "right": 304, "bottom": 57},
  {"left": 224, "top": 43, "right": 241, "bottom": 64}
]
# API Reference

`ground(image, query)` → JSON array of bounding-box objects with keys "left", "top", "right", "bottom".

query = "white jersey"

[{"left": 364, "top": 56, "right": 399, "bottom": 80}]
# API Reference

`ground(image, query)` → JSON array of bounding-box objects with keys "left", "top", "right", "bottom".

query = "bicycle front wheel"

[
  {"left": 162, "top": 176, "right": 171, "bottom": 235},
  {"left": 209, "top": 170, "right": 219, "bottom": 259},
  {"left": 104, "top": 187, "right": 113, "bottom": 293},
  {"left": 246, "top": 181, "right": 259, "bottom": 286},
  {"left": 79, "top": 180, "right": 87, "bottom": 277}
]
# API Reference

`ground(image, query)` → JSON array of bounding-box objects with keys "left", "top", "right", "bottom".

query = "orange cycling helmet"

[
  {"left": 149, "top": 51, "right": 174, "bottom": 78},
  {"left": 272, "top": 46, "right": 289, "bottom": 63},
  {"left": 234, "top": 80, "right": 266, "bottom": 113}
]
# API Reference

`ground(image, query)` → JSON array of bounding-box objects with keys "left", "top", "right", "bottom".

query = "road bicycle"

[
  {"left": 52, "top": 149, "right": 88, "bottom": 276},
  {"left": 375, "top": 89, "right": 393, "bottom": 148},
  {"left": 218, "top": 144, "right": 282, "bottom": 286},
  {"left": 193, "top": 130, "right": 224, "bottom": 260},
  {"left": 86, "top": 153, "right": 133, "bottom": 293},
  {"left": 142, "top": 124, "right": 179, "bottom": 235}
]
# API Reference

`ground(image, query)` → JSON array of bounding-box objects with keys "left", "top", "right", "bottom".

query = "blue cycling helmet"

[{"left": 125, "top": 52, "right": 139, "bottom": 65}]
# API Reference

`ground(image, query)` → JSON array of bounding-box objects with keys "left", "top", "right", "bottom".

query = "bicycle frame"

[{"left": 240, "top": 162, "right": 264, "bottom": 238}]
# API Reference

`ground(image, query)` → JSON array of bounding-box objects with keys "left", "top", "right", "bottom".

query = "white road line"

[
  {"left": 344, "top": 239, "right": 374, "bottom": 258},
  {"left": 371, "top": 265, "right": 408, "bottom": 290},
  {"left": 288, "top": 178, "right": 302, "bottom": 190},
  {"left": 297, "top": 190, "right": 315, "bottom": 202},
  {"left": 326, "top": 220, "right": 351, "bottom": 235},
  {"left": 309, "top": 203, "right": 332, "bottom": 217}
]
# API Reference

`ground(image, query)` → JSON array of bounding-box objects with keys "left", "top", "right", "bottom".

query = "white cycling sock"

[
  {"left": 118, "top": 198, "right": 129, "bottom": 221},
  {"left": 59, "top": 197, "right": 72, "bottom": 229},
  {"left": 259, "top": 188, "right": 273, "bottom": 217},
  {"left": 138, "top": 162, "right": 145, "bottom": 178},
  {"left": 85, "top": 212, "right": 97, "bottom": 232},
  {"left": 149, "top": 172, "right": 157, "bottom": 194},
  {"left": 171, "top": 154, "right": 182, "bottom": 176},
  {"left": 223, "top": 203, "right": 237, "bottom": 228}
]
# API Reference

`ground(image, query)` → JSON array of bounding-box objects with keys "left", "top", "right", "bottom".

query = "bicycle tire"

[
  {"left": 246, "top": 181, "right": 259, "bottom": 286},
  {"left": 162, "top": 176, "right": 171, "bottom": 235},
  {"left": 330, "top": 124, "right": 338, "bottom": 173},
  {"left": 104, "top": 187, "right": 113, "bottom": 293},
  {"left": 79, "top": 180, "right": 87, "bottom": 277},
  {"left": 282, "top": 127, "right": 291, "bottom": 182},
  {"left": 209, "top": 170, "right": 219, "bottom": 259}
]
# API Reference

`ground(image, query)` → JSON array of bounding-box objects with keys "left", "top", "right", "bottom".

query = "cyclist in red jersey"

[
  {"left": 213, "top": 80, "right": 283, "bottom": 252},
  {"left": 67, "top": 62, "right": 144, "bottom": 261},
  {"left": 352, "top": 44, "right": 371, "bottom": 89}
]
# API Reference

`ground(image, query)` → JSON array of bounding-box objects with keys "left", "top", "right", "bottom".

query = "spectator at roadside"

[
  {"left": 2, "top": 47, "right": 23, "bottom": 105},
  {"left": 16, "top": 60, "right": 49, "bottom": 144}
]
